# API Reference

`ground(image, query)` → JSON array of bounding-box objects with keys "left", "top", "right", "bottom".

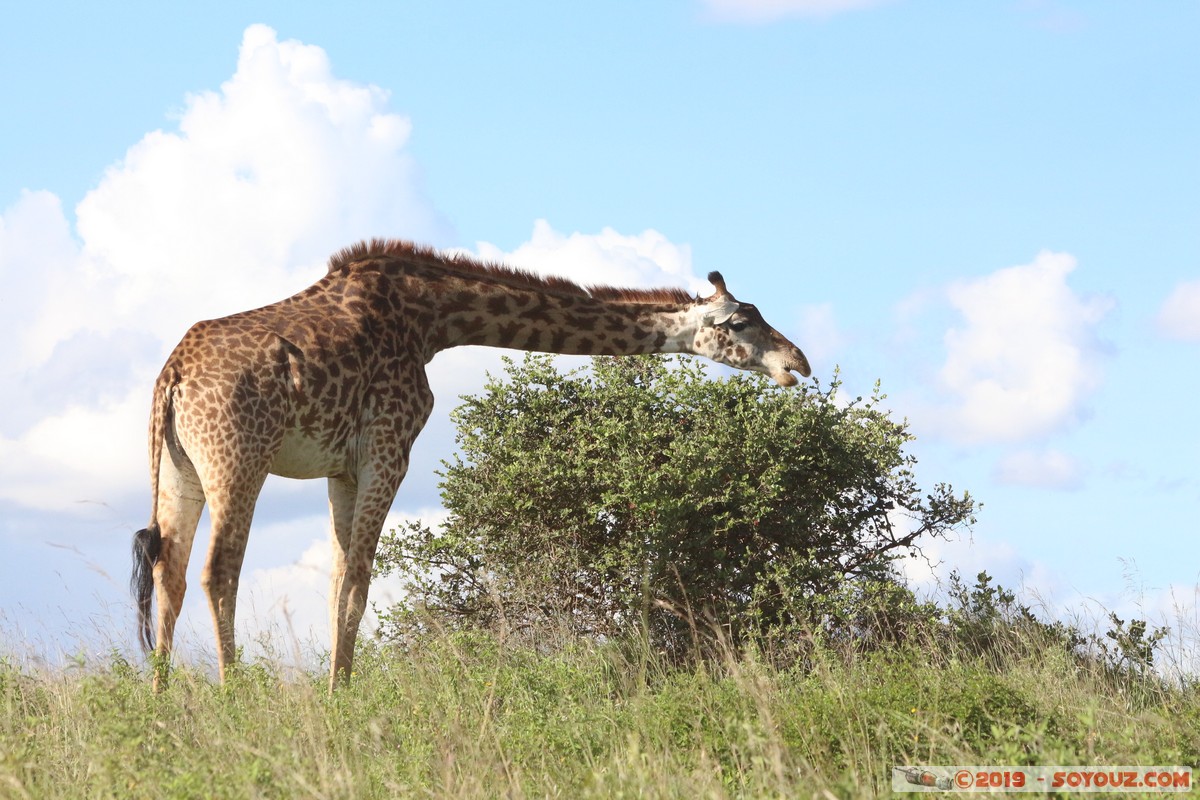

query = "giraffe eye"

[{"left": 728, "top": 321, "right": 748, "bottom": 333}]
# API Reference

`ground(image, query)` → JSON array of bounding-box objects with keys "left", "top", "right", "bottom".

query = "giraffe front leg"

[
  {"left": 327, "top": 459, "right": 409, "bottom": 691},
  {"left": 327, "top": 474, "right": 358, "bottom": 690},
  {"left": 328, "top": 371, "right": 432, "bottom": 691}
]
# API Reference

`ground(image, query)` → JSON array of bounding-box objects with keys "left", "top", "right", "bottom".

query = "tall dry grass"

[{"left": 1, "top": 603, "right": 1197, "bottom": 799}]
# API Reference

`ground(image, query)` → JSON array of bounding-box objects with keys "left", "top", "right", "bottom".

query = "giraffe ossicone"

[{"left": 130, "top": 239, "right": 811, "bottom": 691}]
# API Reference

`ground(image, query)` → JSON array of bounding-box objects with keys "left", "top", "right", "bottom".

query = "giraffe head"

[{"left": 689, "top": 271, "right": 811, "bottom": 387}]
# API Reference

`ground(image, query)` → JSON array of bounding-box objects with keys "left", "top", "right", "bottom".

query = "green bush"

[{"left": 376, "top": 354, "right": 976, "bottom": 656}]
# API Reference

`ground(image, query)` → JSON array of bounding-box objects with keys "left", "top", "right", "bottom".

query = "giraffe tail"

[
  {"left": 131, "top": 367, "right": 175, "bottom": 653},
  {"left": 131, "top": 523, "right": 161, "bottom": 651}
]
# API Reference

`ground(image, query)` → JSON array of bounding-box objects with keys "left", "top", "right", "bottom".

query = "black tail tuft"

[{"left": 131, "top": 523, "right": 162, "bottom": 652}]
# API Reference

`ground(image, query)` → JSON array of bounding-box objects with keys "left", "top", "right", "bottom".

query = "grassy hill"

[{"left": 2, "top": 608, "right": 1196, "bottom": 799}]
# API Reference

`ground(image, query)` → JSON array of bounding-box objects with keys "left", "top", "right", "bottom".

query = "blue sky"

[{"left": 1, "top": 1, "right": 1197, "bottom": 670}]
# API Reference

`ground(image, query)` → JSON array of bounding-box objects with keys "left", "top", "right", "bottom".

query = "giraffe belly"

[{"left": 271, "top": 429, "right": 346, "bottom": 480}]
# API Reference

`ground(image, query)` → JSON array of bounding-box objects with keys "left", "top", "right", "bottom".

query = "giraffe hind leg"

[
  {"left": 152, "top": 488, "right": 206, "bottom": 685},
  {"left": 134, "top": 428, "right": 206, "bottom": 689},
  {"left": 200, "top": 469, "right": 269, "bottom": 683}
]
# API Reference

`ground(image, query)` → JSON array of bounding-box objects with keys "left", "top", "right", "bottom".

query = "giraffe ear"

[{"left": 701, "top": 295, "right": 740, "bottom": 327}]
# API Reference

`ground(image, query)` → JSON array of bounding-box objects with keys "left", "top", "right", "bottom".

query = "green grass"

[{"left": 1, "top": 628, "right": 1197, "bottom": 799}]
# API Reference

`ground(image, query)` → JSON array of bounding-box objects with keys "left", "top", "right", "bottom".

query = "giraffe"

[{"left": 131, "top": 239, "right": 810, "bottom": 690}]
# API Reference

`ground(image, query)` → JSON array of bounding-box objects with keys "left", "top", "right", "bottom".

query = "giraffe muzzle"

[{"left": 765, "top": 343, "right": 811, "bottom": 386}]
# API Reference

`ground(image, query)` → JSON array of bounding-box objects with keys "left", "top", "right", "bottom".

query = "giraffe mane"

[{"left": 327, "top": 239, "right": 695, "bottom": 305}]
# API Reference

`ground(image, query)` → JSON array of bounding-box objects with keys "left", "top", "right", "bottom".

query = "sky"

[{"left": 1, "top": 1, "right": 1197, "bottom": 673}]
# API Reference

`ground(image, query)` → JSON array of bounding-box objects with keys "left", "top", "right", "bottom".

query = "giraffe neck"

[{"left": 412, "top": 271, "right": 699, "bottom": 359}]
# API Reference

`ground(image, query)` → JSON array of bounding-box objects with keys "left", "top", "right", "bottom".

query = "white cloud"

[
  {"left": 0, "top": 191, "right": 81, "bottom": 371},
  {"left": 898, "top": 529, "right": 1063, "bottom": 602},
  {"left": 1016, "top": 0, "right": 1087, "bottom": 33},
  {"left": 75, "top": 23, "right": 447, "bottom": 335},
  {"left": 700, "top": 0, "right": 894, "bottom": 23},
  {"left": 235, "top": 508, "right": 449, "bottom": 651},
  {"left": 0, "top": 24, "right": 446, "bottom": 515},
  {"left": 926, "top": 251, "right": 1112, "bottom": 444},
  {"left": 992, "top": 448, "right": 1084, "bottom": 491},
  {"left": 0, "top": 383, "right": 150, "bottom": 511},
  {"left": 1157, "top": 278, "right": 1200, "bottom": 341},
  {"left": 237, "top": 531, "right": 332, "bottom": 649},
  {"left": 475, "top": 218, "right": 704, "bottom": 295}
]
